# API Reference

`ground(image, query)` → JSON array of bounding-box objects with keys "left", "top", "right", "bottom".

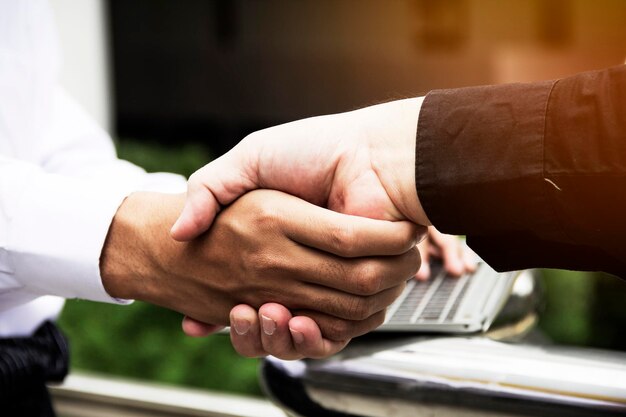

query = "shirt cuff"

[
  {"left": 415, "top": 80, "right": 558, "bottom": 240},
  {"left": 5, "top": 163, "right": 185, "bottom": 304}
]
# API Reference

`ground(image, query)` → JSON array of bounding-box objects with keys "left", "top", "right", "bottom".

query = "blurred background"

[{"left": 51, "top": 0, "right": 626, "bottom": 397}]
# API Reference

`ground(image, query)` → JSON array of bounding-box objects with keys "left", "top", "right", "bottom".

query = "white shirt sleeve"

[
  {"left": 0, "top": 90, "right": 187, "bottom": 309},
  {"left": 41, "top": 87, "right": 186, "bottom": 195},
  {"left": 0, "top": 157, "right": 139, "bottom": 306},
  {"left": 0, "top": 0, "right": 186, "bottom": 313},
  {"left": 0, "top": 87, "right": 186, "bottom": 311}
]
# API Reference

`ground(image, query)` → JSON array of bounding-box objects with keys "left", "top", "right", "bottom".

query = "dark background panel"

[{"left": 108, "top": 0, "right": 626, "bottom": 155}]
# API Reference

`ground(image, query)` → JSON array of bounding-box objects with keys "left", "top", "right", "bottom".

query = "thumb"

[{"left": 170, "top": 149, "right": 260, "bottom": 241}]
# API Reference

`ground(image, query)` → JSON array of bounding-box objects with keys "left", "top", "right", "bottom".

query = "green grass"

[
  {"left": 59, "top": 300, "right": 261, "bottom": 395},
  {"left": 537, "top": 269, "right": 626, "bottom": 350},
  {"left": 537, "top": 269, "right": 595, "bottom": 345},
  {"left": 115, "top": 139, "right": 214, "bottom": 178}
]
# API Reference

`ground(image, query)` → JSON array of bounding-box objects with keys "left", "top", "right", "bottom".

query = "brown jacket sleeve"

[{"left": 416, "top": 65, "right": 626, "bottom": 277}]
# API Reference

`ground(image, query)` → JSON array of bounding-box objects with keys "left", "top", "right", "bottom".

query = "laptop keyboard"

[{"left": 384, "top": 263, "right": 473, "bottom": 325}]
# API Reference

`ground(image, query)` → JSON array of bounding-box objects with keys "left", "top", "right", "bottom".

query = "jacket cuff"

[{"left": 416, "top": 80, "right": 558, "bottom": 241}]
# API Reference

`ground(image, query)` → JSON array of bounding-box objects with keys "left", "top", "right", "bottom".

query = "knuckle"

[
  {"left": 242, "top": 287, "right": 277, "bottom": 308},
  {"left": 232, "top": 338, "right": 265, "bottom": 358},
  {"left": 345, "top": 295, "right": 372, "bottom": 321},
  {"left": 243, "top": 257, "right": 287, "bottom": 301},
  {"left": 354, "top": 262, "right": 382, "bottom": 295},
  {"left": 249, "top": 250, "right": 282, "bottom": 275},
  {"left": 374, "top": 310, "right": 386, "bottom": 329},
  {"left": 407, "top": 246, "right": 422, "bottom": 276},
  {"left": 356, "top": 311, "right": 386, "bottom": 337},
  {"left": 248, "top": 251, "right": 273, "bottom": 275},
  {"left": 324, "top": 319, "right": 353, "bottom": 341},
  {"left": 252, "top": 201, "right": 279, "bottom": 228},
  {"left": 389, "top": 282, "right": 407, "bottom": 303},
  {"left": 329, "top": 224, "right": 357, "bottom": 256},
  {"left": 263, "top": 344, "right": 290, "bottom": 360}
]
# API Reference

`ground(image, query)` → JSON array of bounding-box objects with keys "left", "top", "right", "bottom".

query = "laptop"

[{"left": 378, "top": 261, "right": 524, "bottom": 333}]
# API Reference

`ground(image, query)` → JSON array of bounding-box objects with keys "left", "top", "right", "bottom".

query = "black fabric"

[
  {"left": 416, "top": 65, "right": 626, "bottom": 278},
  {"left": 0, "top": 321, "right": 69, "bottom": 417}
]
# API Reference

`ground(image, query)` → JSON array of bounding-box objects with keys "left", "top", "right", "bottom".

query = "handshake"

[{"left": 100, "top": 97, "right": 475, "bottom": 360}]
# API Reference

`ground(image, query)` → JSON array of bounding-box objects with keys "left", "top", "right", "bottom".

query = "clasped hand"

[
  {"left": 102, "top": 189, "right": 421, "bottom": 359},
  {"left": 102, "top": 97, "right": 474, "bottom": 360},
  {"left": 172, "top": 97, "right": 477, "bottom": 359}
]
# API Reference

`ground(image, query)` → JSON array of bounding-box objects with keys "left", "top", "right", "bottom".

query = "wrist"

[
  {"left": 365, "top": 97, "right": 431, "bottom": 225},
  {"left": 394, "top": 96, "right": 431, "bottom": 226},
  {"left": 100, "top": 192, "right": 185, "bottom": 301}
]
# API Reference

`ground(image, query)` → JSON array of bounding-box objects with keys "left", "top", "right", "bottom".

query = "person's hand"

[
  {"left": 226, "top": 227, "right": 477, "bottom": 360},
  {"left": 100, "top": 190, "right": 421, "bottom": 352},
  {"left": 228, "top": 303, "right": 352, "bottom": 360},
  {"left": 415, "top": 227, "right": 477, "bottom": 280},
  {"left": 173, "top": 97, "right": 428, "bottom": 345},
  {"left": 170, "top": 97, "right": 429, "bottom": 243},
  {"left": 171, "top": 97, "right": 430, "bottom": 351}
]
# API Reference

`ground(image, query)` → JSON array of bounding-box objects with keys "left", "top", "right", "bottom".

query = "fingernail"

[
  {"left": 261, "top": 315, "right": 276, "bottom": 335},
  {"left": 170, "top": 219, "right": 181, "bottom": 234},
  {"left": 170, "top": 203, "right": 190, "bottom": 237},
  {"left": 416, "top": 227, "right": 428, "bottom": 244},
  {"left": 170, "top": 217, "right": 186, "bottom": 239},
  {"left": 233, "top": 318, "right": 250, "bottom": 335},
  {"left": 290, "top": 328, "right": 304, "bottom": 344}
]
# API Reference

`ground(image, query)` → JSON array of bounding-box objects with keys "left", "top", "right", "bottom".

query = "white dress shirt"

[{"left": 0, "top": 0, "right": 186, "bottom": 337}]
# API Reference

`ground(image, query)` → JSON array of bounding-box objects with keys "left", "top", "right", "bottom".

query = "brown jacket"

[{"left": 417, "top": 65, "right": 626, "bottom": 277}]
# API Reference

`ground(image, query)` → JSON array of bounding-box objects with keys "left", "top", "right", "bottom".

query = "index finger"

[{"left": 279, "top": 194, "right": 426, "bottom": 257}]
